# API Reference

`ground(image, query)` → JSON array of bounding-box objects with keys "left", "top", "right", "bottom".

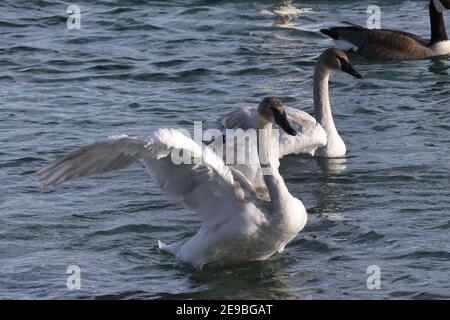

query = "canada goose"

[
  {"left": 320, "top": 0, "right": 450, "bottom": 60},
  {"left": 36, "top": 97, "right": 307, "bottom": 269}
]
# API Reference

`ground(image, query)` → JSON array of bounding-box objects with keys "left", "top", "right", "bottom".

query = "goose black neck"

[{"left": 429, "top": 0, "right": 448, "bottom": 45}]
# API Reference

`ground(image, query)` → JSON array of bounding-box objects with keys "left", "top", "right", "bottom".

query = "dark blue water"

[{"left": 1, "top": 0, "right": 449, "bottom": 299}]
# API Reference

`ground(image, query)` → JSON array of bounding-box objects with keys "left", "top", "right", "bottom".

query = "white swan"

[
  {"left": 37, "top": 97, "right": 307, "bottom": 269},
  {"left": 211, "top": 48, "right": 362, "bottom": 160}
]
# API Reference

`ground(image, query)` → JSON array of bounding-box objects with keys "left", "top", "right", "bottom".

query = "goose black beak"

[
  {"left": 339, "top": 58, "right": 363, "bottom": 79},
  {"left": 272, "top": 108, "right": 297, "bottom": 136}
]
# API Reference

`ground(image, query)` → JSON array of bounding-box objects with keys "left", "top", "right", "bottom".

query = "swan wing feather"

[{"left": 37, "top": 128, "right": 255, "bottom": 226}]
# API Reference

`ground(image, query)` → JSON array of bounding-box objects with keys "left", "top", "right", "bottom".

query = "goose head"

[
  {"left": 257, "top": 97, "right": 297, "bottom": 136},
  {"left": 319, "top": 48, "right": 362, "bottom": 79},
  {"left": 433, "top": 0, "right": 450, "bottom": 13}
]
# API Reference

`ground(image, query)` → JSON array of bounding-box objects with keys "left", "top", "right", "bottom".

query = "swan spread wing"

[
  {"left": 37, "top": 128, "right": 257, "bottom": 227},
  {"left": 36, "top": 134, "right": 147, "bottom": 187}
]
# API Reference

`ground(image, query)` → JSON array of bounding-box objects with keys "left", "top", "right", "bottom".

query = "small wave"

[
  {"left": 131, "top": 72, "right": 171, "bottom": 82},
  {"left": 386, "top": 250, "right": 450, "bottom": 261},
  {"left": 65, "top": 36, "right": 112, "bottom": 45},
  {"left": 85, "top": 64, "right": 134, "bottom": 72},
  {"left": 90, "top": 224, "right": 176, "bottom": 237},
  {"left": 228, "top": 67, "right": 280, "bottom": 76},
  {"left": 431, "top": 220, "right": 450, "bottom": 230},
  {"left": 290, "top": 238, "right": 337, "bottom": 253},
  {"left": 152, "top": 59, "right": 189, "bottom": 68},
  {"left": 351, "top": 231, "right": 384, "bottom": 244},
  {"left": 100, "top": 7, "right": 137, "bottom": 15},
  {"left": 179, "top": 7, "right": 210, "bottom": 15},
  {"left": 328, "top": 255, "right": 354, "bottom": 262},
  {"left": 0, "top": 157, "right": 44, "bottom": 169},
  {"left": 110, "top": 19, "right": 162, "bottom": 31},
  {"left": 0, "top": 46, "right": 56, "bottom": 54},
  {"left": 29, "top": 15, "right": 67, "bottom": 27},
  {"left": 0, "top": 20, "right": 26, "bottom": 28}
]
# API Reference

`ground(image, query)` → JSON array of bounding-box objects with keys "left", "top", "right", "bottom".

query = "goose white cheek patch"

[{"left": 434, "top": 0, "right": 446, "bottom": 13}]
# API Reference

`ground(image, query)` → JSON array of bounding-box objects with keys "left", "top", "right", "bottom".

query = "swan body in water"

[
  {"left": 205, "top": 49, "right": 362, "bottom": 195},
  {"left": 212, "top": 48, "right": 362, "bottom": 160},
  {"left": 37, "top": 97, "right": 307, "bottom": 269}
]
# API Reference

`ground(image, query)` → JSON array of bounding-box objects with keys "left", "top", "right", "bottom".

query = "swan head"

[
  {"left": 257, "top": 97, "right": 297, "bottom": 136},
  {"left": 320, "top": 48, "right": 362, "bottom": 79}
]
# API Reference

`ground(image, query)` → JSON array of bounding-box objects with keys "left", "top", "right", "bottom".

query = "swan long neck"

[
  {"left": 313, "top": 64, "right": 340, "bottom": 139},
  {"left": 256, "top": 115, "right": 290, "bottom": 208},
  {"left": 430, "top": 0, "right": 448, "bottom": 45}
]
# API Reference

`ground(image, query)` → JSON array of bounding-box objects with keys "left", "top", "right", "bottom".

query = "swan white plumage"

[
  {"left": 37, "top": 97, "right": 307, "bottom": 269},
  {"left": 309, "top": 48, "right": 362, "bottom": 157}
]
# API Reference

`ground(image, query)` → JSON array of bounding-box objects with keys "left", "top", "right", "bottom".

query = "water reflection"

[
  {"left": 315, "top": 157, "right": 347, "bottom": 175},
  {"left": 311, "top": 157, "right": 348, "bottom": 222},
  {"left": 158, "top": 257, "right": 301, "bottom": 299},
  {"left": 279, "top": 155, "right": 348, "bottom": 222},
  {"left": 428, "top": 56, "right": 449, "bottom": 76}
]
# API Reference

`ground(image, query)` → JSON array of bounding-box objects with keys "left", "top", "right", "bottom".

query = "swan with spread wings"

[{"left": 37, "top": 97, "right": 307, "bottom": 269}]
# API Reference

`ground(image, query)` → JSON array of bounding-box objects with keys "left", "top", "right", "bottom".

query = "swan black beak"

[
  {"left": 272, "top": 108, "right": 297, "bottom": 136},
  {"left": 339, "top": 58, "right": 363, "bottom": 79}
]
